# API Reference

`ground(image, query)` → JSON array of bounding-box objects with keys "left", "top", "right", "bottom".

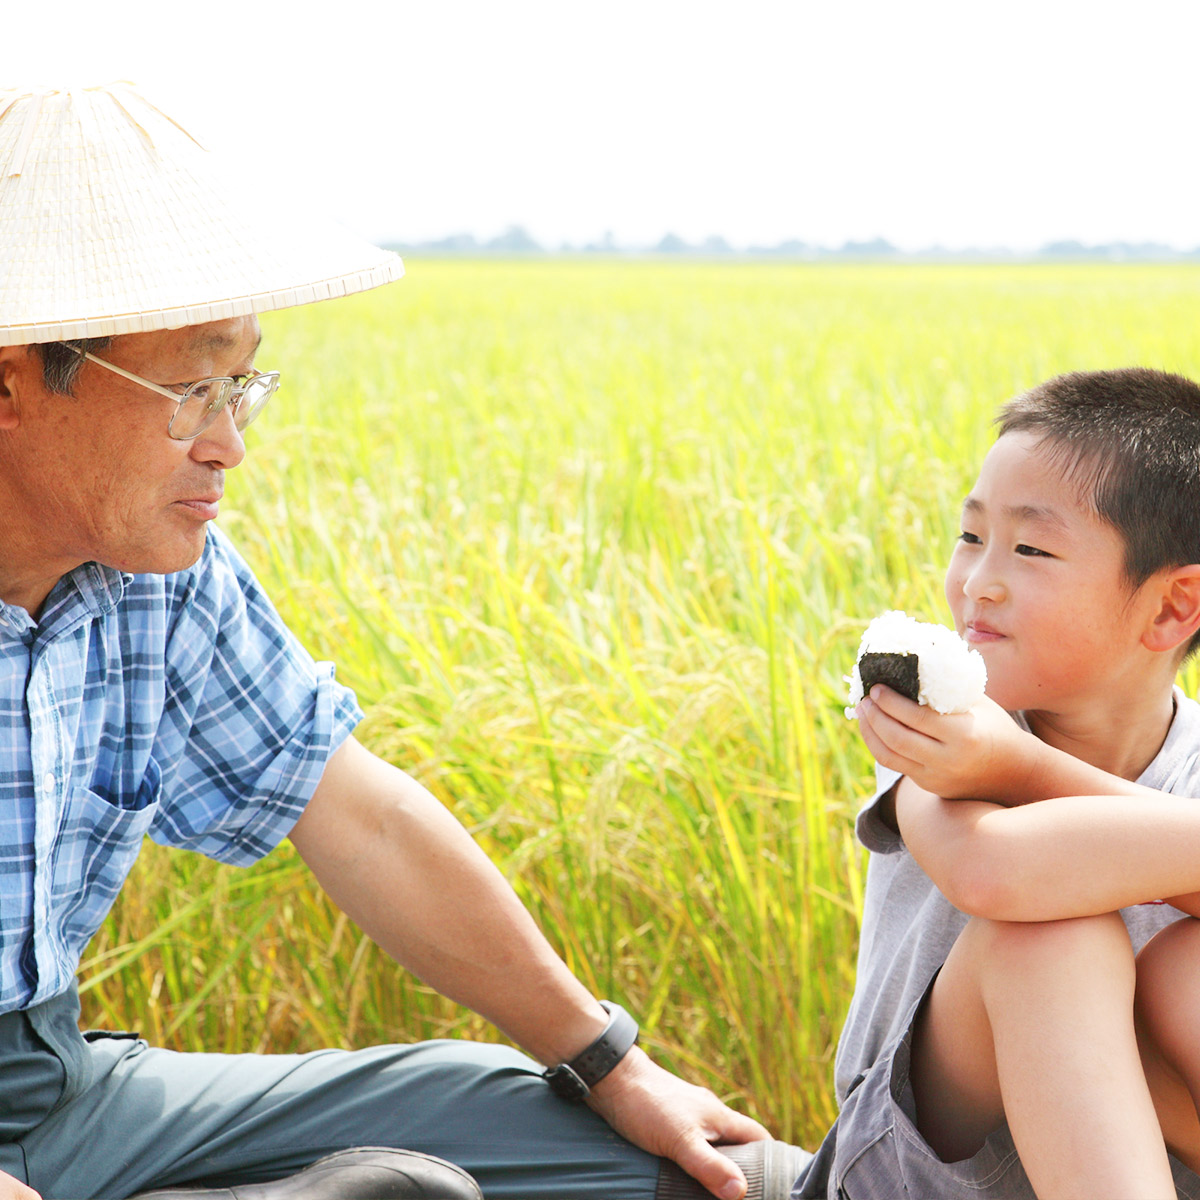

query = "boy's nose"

[{"left": 962, "top": 561, "right": 1006, "bottom": 604}]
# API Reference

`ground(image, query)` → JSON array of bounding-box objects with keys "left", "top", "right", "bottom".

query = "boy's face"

[{"left": 944, "top": 430, "right": 1155, "bottom": 714}]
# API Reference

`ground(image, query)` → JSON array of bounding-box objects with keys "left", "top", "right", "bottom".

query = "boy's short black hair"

[{"left": 997, "top": 367, "right": 1200, "bottom": 657}]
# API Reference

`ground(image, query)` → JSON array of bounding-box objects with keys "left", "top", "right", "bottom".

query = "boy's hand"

[{"left": 856, "top": 685, "right": 1044, "bottom": 804}]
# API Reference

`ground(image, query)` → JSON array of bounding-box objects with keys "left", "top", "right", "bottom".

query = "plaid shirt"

[{"left": 0, "top": 526, "right": 362, "bottom": 1011}]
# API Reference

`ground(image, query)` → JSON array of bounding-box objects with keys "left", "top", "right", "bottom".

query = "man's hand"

[
  {"left": 856, "top": 686, "right": 1042, "bottom": 804},
  {"left": 586, "top": 1047, "right": 770, "bottom": 1200},
  {"left": 0, "top": 1171, "right": 40, "bottom": 1200}
]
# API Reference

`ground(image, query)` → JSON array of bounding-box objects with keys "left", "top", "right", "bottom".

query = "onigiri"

[{"left": 845, "top": 610, "right": 987, "bottom": 717}]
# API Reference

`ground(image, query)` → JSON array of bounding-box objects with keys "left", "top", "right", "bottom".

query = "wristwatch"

[{"left": 542, "top": 1001, "right": 640, "bottom": 1101}]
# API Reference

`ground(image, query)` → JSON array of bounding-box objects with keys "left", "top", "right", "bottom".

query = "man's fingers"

[
  {"left": 661, "top": 1091, "right": 770, "bottom": 1198},
  {"left": 671, "top": 1132, "right": 748, "bottom": 1200},
  {"left": 585, "top": 1048, "right": 774, "bottom": 1199},
  {"left": 719, "top": 1111, "right": 772, "bottom": 1145}
]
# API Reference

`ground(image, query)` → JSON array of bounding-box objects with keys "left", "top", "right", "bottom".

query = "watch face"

[{"left": 544, "top": 1064, "right": 589, "bottom": 1102}]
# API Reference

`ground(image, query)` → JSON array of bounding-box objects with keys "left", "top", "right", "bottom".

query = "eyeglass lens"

[{"left": 168, "top": 375, "right": 277, "bottom": 439}]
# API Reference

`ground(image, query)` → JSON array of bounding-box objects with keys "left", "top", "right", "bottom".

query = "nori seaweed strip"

[{"left": 858, "top": 652, "right": 920, "bottom": 703}]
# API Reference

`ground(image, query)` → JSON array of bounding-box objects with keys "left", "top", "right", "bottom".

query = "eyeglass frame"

[{"left": 75, "top": 349, "right": 280, "bottom": 441}]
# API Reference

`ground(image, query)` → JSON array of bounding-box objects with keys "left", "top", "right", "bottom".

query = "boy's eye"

[
  {"left": 1015, "top": 544, "right": 1052, "bottom": 558},
  {"left": 958, "top": 531, "right": 982, "bottom": 545}
]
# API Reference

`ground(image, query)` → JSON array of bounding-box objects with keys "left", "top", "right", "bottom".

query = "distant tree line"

[{"left": 385, "top": 225, "right": 1200, "bottom": 261}]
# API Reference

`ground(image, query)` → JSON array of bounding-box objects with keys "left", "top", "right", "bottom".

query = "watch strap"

[{"left": 543, "top": 1001, "right": 639, "bottom": 1101}]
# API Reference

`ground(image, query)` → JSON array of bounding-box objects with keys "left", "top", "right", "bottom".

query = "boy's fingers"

[
  {"left": 868, "top": 684, "right": 929, "bottom": 723},
  {"left": 869, "top": 685, "right": 966, "bottom": 741},
  {"left": 860, "top": 693, "right": 941, "bottom": 753},
  {"left": 857, "top": 700, "right": 929, "bottom": 776}
]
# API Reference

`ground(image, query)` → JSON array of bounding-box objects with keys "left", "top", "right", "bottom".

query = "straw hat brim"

[{"left": 0, "top": 84, "right": 404, "bottom": 346}]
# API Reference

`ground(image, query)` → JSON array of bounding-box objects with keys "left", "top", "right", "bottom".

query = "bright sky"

[{"left": 11, "top": 0, "right": 1200, "bottom": 251}]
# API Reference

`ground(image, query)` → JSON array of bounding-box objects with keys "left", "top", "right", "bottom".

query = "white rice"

[{"left": 845, "top": 609, "right": 987, "bottom": 716}]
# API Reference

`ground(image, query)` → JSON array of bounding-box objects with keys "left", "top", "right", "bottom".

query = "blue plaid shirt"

[{"left": 0, "top": 526, "right": 362, "bottom": 1011}]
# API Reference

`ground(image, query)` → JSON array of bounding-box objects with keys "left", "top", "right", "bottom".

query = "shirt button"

[{"left": 42, "top": 772, "right": 55, "bottom": 793}]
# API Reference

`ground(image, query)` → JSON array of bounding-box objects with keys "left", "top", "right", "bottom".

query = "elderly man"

[{"left": 0, "top": 85, "right": 809, "bottom": 1200}]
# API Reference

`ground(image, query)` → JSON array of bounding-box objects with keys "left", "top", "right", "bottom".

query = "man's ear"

[
  {"left": 0, "top": 346, "right": 34, "bottom": 431},
  {"left": 1143, "top": 565, "right": 1200, "bottom": 653}
]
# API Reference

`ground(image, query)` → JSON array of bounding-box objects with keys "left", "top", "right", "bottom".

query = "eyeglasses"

[{"left": 77, "top": 350, "right": 280, "bottom": 440}]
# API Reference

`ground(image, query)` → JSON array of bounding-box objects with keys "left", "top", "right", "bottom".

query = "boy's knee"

[
  {"left": 1136, "top": 917, "right": 1200, "bottom": 1059},
  {"left": 961, "top": 911, "right": 1133, "bottom": 986}
]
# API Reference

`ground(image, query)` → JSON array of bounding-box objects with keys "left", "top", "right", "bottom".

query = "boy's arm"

[
  {"left": 891, "top": 780, "right": 1200, "bottom": 921},
  {"left": 1164, "top": 891, "right": 1200, "bottom": 918},
  {"left": 859, "top": 687, "right": 1200, "bottom": 919},
  {"left": 857, "top": 686, "right": 1137, "bottom": 808}
]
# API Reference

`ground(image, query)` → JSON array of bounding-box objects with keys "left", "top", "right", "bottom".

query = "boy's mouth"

[{"left": 965, "top": 620, "right": 1006, "bottom": 643}]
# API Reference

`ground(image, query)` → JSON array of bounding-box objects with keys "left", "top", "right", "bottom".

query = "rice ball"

[{"left": 845, "top": 610, "right": 987, "bottom": 717}]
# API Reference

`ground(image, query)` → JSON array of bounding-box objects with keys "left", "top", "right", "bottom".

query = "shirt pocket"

[{"left": 51, "top": 758, "right": 163, "bottom": 952}]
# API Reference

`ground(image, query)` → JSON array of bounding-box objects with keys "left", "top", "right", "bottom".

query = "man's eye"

[
  {"left": 1016, "top": 544, "right": 1051, "bottom": 557},
  {"left": 184, "top": 382, "right": 220, "bottom": 406},
  {"left": 958, "top": 531, "right": 982, "bottom": 545}
]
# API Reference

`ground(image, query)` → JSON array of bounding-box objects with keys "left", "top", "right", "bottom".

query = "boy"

[{"left": 800, "top": 367, "right": 1200, "bottom": 1199}]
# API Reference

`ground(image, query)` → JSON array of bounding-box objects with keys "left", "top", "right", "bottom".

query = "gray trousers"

[{"left": 0, "top": 985, "right": 660, "bottom": 1200}]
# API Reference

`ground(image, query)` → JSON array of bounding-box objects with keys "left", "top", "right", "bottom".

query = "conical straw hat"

[{"left": 0, "top": 83, "right": 405, "bottom": 346}]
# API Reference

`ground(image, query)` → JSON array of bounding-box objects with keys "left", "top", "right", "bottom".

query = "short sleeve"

[
  {"left": 855, "top": 762, "right": 905, "bottom": 854},
  {"left": 147, "top": 527, "right": 363, "bottom": 864}
]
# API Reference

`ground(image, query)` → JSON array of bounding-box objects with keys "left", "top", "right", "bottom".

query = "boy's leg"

[
  {"left": 1135, "top": 916, "right": 1200, "bottom": 1176},
  {"left": 909, "top": 911, "right": 1175, "bottom": 1200}
]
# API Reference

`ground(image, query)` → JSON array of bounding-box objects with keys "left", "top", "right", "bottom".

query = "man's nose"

[{"left": 189, "top": 403, "right": 246, "bottom": 469}]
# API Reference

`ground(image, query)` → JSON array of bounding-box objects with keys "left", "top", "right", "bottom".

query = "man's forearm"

[
  {"left": 289, "top": 736, "right": 610, "bottom": 1067},
  {"left": 290, "top": 737, "right": 774, "bottom": 1200}
]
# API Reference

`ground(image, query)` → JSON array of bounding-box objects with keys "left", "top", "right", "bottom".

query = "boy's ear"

[{"left": 1143, "top": 565, "right": 1200, "bottom": 653}]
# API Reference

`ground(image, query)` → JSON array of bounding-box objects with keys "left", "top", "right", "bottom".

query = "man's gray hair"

[{"left": 33, "top": 337, "right": 114, "bottom": 395}]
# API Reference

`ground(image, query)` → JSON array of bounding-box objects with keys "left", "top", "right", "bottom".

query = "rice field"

[{"left": 77, "top": 260, "right": 1200, "bottom": 1149}]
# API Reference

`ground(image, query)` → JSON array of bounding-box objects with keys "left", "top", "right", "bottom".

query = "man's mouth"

[{"left": 175, "top": 496, "right": 221, "bottom": 520}]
